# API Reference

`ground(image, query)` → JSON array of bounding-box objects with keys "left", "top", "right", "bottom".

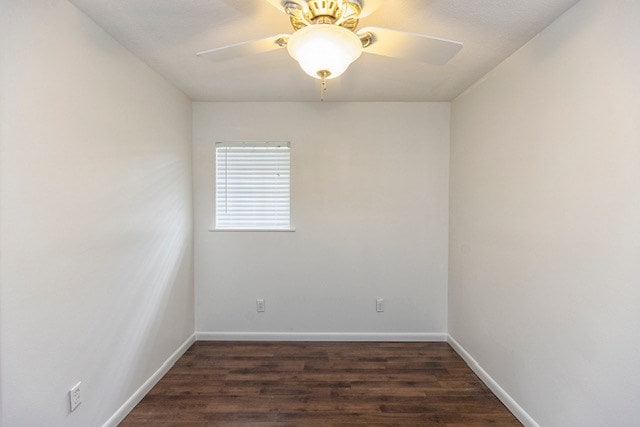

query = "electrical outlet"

[
  {"left": 256, "top": 298, "right": 265, "bottom": 312},
  {"left": 376, "top": 298, "right": 384, "bottom": 312},
  {"left": 69, "top": 382, "right": 81, "bottom": 412}
]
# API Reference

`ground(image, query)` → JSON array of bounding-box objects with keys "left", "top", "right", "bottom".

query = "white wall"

[
  {"left": 449, "top": 0, "right": 640, "bottom": 425},
  {"left": 193, "top": 102, "right": 450, "bottom": 338},
  {"left": 0, "top": 1, "right": 194, "bottom": 425}
]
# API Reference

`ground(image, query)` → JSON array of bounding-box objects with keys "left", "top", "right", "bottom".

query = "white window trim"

[
  {"left": 210, "top": 141, "right": 295, "bottom": 232},
  {"left": 210, "top": 228, "right": 296, "bottom": 232}
]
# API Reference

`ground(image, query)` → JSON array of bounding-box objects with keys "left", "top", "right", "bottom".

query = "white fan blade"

[
  {"left": 357, "top": 0, "right": 383, "bottom": 18},
  {"left": 358, "top": 27, "right": 463, "bottom": 65},
  {"left": 197, "top": 35, "right": 290, "bottom": 61},
  {"left": 264, "top": 0, "right": 306, "bottom": 14},
  {"left": 264, "top": 0, "right": 286, "bottom": 12}
]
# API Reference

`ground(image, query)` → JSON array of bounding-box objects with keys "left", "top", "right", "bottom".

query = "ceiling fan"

[{"left": 197, "top": 0, "right": 463, "bottom": 88}]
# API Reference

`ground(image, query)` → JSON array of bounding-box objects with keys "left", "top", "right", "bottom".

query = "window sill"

[{"left": 209, "top": 228, "right": 296, "bottom": 232}]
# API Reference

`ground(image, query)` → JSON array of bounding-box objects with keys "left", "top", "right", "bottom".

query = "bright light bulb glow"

[{"left": 287, "top": 24, "right": 363, "bottom": 79}]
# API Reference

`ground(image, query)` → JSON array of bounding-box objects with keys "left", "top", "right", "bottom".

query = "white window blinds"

[{"left": 215, "top": 142, "right": 291, "bottom": 230}]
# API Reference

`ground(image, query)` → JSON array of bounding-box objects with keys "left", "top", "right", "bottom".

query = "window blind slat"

[{"left": 215, "top": 143, "right": 291, "bottom": 230}]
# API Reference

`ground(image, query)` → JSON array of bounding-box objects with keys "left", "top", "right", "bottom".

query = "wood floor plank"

[{"left": 121, "top": 342, "right": 520, "bottom": 426}]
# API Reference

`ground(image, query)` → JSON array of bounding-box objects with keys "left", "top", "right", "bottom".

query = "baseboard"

[
  {"left": 102, "top": 333, "right": 196, "bottom": 427},
  {"left": 447, "top": 335, "right": 539, "bottom": 427},
  {"left": 196, "top": 331, "right": 448, "bottom": 342}
]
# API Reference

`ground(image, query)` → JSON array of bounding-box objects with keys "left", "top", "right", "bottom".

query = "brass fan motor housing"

[{"left": 289, "top": 0, "right": 362, "bottom": 32}]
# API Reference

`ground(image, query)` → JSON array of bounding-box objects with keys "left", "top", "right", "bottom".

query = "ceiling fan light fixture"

[{"left": 287, "top": 24, "right": 362, "bottom": 79}]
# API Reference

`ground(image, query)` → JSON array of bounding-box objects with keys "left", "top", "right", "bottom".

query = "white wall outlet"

[
  {"left": 256, "top": 298, "right": 265, "bottom": 312},
  {"left": 376, "top": 298, "right": 384, "bottom": 312},
  {"left": 69, "top": 382, "right": 81, "bottom": 412}
]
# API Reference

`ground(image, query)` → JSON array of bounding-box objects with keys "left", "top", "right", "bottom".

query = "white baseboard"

[
  {"left": 196, "top": 331, "right": 448, "bottom": 342},
  {"left": 447, "top": 335, "right": 539, "bottom": 427},
  {"left": 102, "top": 333, "right": 196, "bottom": 427}
]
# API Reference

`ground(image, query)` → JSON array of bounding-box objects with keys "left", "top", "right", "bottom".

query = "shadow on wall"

[{"left": 96, "top": 158, "right": 192, "bottom": 423}]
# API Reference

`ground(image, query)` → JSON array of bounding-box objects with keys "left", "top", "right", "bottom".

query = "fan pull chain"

[
  {"left": 317, "top": 70, "right": 331, "bottom": 102},
  {"left": 320, "top": 76, "right": 327, "bottom": 102}
]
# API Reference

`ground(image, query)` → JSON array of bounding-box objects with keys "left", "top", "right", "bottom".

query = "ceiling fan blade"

[
  {"left": 264, "top": 0, "right": 306, "bottom": 14},
  {"left": 358, "top": 27, "right": 463, "bottom": 65},
  {"left": 357, "top": 0, "right": 383, "bottom": 18},
  {"left": 197, "top": 35, "right": 290, "bottom": 61},
  {"left": 264, "top": 0, "right": 287, "bottom": 12}
]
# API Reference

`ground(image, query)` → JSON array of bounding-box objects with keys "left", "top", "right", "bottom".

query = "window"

[{"left": 215, "top": 142, "right": 291, "bottom": 231}]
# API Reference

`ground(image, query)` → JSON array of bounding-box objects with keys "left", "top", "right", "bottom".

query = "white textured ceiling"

[{"left": 69, "top": 0, "right": 580, "bottom": 101}]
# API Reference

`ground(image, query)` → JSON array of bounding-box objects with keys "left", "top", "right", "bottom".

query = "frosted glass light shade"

[{"left": 287, "top": 24, "right": 362, "bottom": 79}]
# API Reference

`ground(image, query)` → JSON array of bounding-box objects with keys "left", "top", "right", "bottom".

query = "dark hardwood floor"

[{"left": 121, "top": 342, "right": 520, "bottom": 426}]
